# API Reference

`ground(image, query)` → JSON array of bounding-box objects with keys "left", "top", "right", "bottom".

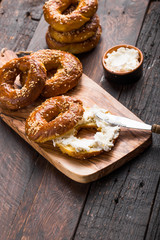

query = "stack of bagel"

[{"left": 43, "top": 0, "right": 102, "bottom": 54}]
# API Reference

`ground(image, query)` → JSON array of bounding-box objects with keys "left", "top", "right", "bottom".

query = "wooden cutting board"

[{"left": 0, "top": 50, "right": 151, "bottom": 183}]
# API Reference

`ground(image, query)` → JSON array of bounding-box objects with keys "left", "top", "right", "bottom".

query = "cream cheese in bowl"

[
  {"left": 104, "top": 47, "right": 140, "bottom": 73},
  {"left": 102, "top": 44, "right": 143, "bottom": 84}
]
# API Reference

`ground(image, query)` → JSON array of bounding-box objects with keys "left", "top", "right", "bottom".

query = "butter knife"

[{"left": 96, "top": 112, "right": 160, "bottom": 134}]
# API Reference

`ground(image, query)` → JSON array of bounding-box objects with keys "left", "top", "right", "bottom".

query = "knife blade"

[{"left": 96, "top": 112, "right": 160, "bottom": 134}]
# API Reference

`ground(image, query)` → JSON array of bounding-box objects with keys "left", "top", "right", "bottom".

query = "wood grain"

[
  {"left": 0, "top": 2, "right": 47, "bottom": 239},
  {"left": 0, "top": 0, "right": 46, "bottom": 51},
  {"left": 0, "top": 50, "right": 151, "bottom": 183}
]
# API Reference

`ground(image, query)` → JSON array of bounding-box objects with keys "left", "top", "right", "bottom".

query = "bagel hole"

[
  {"left": 45, "top": 111, "right": 61, "bottom": 122},
  {"left": 14, "top": 71, "right": 29, "bottom": 89},
  {"left": 77, "top": 127, "right": 98, "bottom": 140},
  {"left": 63, "top": 3, "right": 78, "bottom": 15},
  {"left": 47, "top": 69, "right": 57, "bottom": 80},
  {"left": 14, "top": 75, "right": 22, "bottom": 89}
]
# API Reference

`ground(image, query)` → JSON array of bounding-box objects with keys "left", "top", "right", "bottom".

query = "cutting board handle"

[{"left": 151, "top": 124, "right": 160, "bottom": 134}]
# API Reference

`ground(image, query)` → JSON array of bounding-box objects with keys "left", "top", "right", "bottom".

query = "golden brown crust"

[
  {"left": 46, "top": 25, "right": 102, "bottom": 54},
  {"left": 25, "top": 96, "right": 84, "bottom": 143},
  {"left": 0, "top": 56, "right": 46, "bottom": 110},
  {"left": 48, "top": 14, "right": 99, "bottom": 43},
  {"left": 31, "top": 49, "right": 83, "bottom": 98},
  {"left": 43, "top": 0, "right": 98, "bottom": 32}
]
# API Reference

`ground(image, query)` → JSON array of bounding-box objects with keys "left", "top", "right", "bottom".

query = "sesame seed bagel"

[
  {"left": 31, "top": 49, "right": 82, "bottom": 98},
  {"left": 46, "top": 25, "right": 102, "bottom": 54},
  {"left": 25, "top": 96, "right": 84, "bottom": 143},
  {"left": 43, "top": 0, "right": 98, "bottom": 32},
  {"left": 48, "top": 14, "right": 99, "bottom": 44},
  {"left": 0, "top": 56, "right": 46, "bottom": 110}
]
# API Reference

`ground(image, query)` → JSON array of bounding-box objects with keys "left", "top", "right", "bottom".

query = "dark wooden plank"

[
  {"left": 6, "top": 155, "right": 47, "bottom": 240},
  {"left": 0, "top": 1, "right": 46, "bottom": 239},
  {"left": 0, "top": 119, "right": 41, "bottom": 240},
  {"left": 74, "top": 2, "right": 160, "bottom": 240},
  {"left": 0, "top": 0, "right": 45, "bottom": 51},
  {"left": 7, "top": 160, "right": 89, "bottom": 240},
  {"left": 145, "top": 177, "right": 160, "bottom": 240}
]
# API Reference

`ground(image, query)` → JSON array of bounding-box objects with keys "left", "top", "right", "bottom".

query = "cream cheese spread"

[
  {"left": 104, "top": 47, "right": 140, "bottom": 72},
  {"left": 52, "top": 106, "right": 120, "bottom": 153}
]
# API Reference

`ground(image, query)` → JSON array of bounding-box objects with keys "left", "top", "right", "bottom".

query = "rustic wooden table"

[{"left": 0, "top": 0, "right": 159, "bottom": 239}]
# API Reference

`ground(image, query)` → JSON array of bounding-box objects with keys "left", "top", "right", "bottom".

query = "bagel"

[
  {"left": 31, "top": 49, "right": 83, "bottom": 98},
  {"left": 53, "top": 107, "right": 120, "bottom": 159},
  {"left": 48, "top": 14, "right": 100, "bottom": 43},
  {"left": 46, "top": 25, "right": 102, "bottom": 54},
  {"left": 25, "top": 96, "right": 84, "bottom": 143},
  {"left": 0, "top": 56, "right": 46, "bottom": 110},
  {"left": 43, "top": 0, "right": 98, "bottom": 32}
]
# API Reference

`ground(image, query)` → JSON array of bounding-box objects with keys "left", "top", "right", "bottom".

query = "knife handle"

[{"left": 151, "top": 124, "right": 160, "bottom": 134}]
